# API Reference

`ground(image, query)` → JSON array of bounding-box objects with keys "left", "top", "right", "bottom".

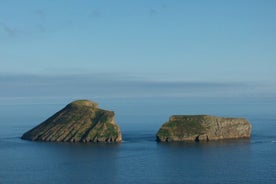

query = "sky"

[{"left": 0, "top": 0, "right": 276, "bottom": 102}]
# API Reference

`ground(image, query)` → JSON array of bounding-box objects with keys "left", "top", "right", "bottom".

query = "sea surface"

[{"left": 1, "top": 97, "right": 276, "bottom": 184}]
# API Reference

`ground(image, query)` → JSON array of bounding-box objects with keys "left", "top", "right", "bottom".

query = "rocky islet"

[
  {"left": 21, "top": 100, "right": 122, "bottom": 143},
  {"left": 156, "top": 115, "right": 251, "bottom": 142},
  {"left": 22, "top": 100, "right": 252, "bottom": 143}
]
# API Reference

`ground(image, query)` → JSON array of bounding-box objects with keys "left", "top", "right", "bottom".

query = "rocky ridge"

[{"left": 21, "top": 100, "right": 122, "bottom": 143}]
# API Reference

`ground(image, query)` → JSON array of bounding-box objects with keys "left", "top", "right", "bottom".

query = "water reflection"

[
  {"left": 0, "top": 139, "right": 121, "bottom": 184},
  {"left": 155, "top": 138, "right": 252, "bottom": 183}
]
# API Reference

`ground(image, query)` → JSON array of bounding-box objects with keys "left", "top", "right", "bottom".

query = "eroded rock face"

[
  {"left": 21, "top": 100, "right": 122, "bottom": 143},
  {"left": 156, "top": 115, "right": 251, "bottom": 142}
]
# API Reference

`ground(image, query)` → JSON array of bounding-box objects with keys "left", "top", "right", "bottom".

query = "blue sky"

[{"left": 0, "top": 0, "right": 276, "bottom": 102}]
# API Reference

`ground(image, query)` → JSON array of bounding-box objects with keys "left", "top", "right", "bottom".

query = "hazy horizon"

[
  {"left": 0, "top": 73, "right": 275, "bottom": 101},
  {"left": 1, "top": 1, "right": 276, "bottom": 104}
]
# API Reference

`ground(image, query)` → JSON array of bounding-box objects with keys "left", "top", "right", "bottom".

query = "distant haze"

[
  {"left": 0, "top": 73, "right": 275, "bottom": 105},
  {"left": 0, "top": 1, "right": 275, "bottom": 103}
]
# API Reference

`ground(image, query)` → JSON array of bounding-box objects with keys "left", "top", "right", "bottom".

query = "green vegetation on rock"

[
  {"left": 21, "top": 100, "right": 122, "bottom": 143},
  {"left": 156, "top": 115, "right": 251, "bottom": 142}
]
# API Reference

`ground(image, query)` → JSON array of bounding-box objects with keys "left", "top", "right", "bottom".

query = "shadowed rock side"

[
  {"left": 156, "top": 115, "right": 251, "bottom": 142},
  {"left": 21, "top": 100, "right": 122, "bottom": 143}
]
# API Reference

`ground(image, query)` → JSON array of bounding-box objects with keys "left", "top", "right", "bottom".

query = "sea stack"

[
  {"left": 22, "top": 100, "right": 122, "bottom": 143},
  {"left": 156, "top": 115, "right": 251, "bottom": 142}
]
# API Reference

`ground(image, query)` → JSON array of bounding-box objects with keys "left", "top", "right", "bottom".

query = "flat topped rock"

[
  {"left": 67, "top": 100, "right": 98, "bottom": 109},
  {"left": 156, "top": 115, "right": 252, "bottom": 142},
  {"left": 21, "top": 100, "right": 122, "bottom": 143}
]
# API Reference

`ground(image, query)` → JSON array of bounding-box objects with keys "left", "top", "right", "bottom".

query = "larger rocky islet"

[
  {"left": 21, "top": 100, "right": 122, "bottom": 143},
  {"left": 156, "top": 115, "right": 252, "bottom": 142}
]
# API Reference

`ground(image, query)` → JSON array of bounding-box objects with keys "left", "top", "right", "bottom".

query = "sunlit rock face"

[
  {"left": 156, "top": 115, "right": 251, "bottom": 142},
  {"left": 21, "top": 100, "right": 122, "bottom": 143}
]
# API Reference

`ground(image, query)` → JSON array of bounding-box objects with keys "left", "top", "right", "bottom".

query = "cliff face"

[
  {"left": 156, "top": 115, "right": 251, "bottom": 142},
  {"left": 21, "top": 100, "right": 122, "bottom": 143}
]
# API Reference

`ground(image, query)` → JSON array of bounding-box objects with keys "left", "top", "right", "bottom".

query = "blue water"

[{"left": 1, "top": 97, "right": 276, "bottom": 184}]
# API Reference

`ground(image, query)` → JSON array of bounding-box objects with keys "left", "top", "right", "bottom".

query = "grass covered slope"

[
  {"left": 156, "top": 115, "right": 251, "bottom": 142},
  {"left": 21, "top": 100, "right": 122, "bottom": 143}
]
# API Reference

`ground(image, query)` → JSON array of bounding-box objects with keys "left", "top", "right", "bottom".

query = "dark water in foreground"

[{"left": 1, "top": 98, "right": 276, "bottom": 183}]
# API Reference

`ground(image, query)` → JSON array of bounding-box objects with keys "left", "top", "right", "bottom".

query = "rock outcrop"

[
  {"left": 21, "top": 100, "right": 122, "bottom": 143},
  {"left": 156, "top": 115, "right": 251, "bottom": 142}
]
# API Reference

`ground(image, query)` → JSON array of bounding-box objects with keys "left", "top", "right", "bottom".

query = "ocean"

[{"left": 1, "top": 97, "right": 276, "bottom": 184}]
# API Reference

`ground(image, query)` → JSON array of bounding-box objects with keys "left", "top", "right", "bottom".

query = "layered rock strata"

[
  {"left": 156, "top": 115, "right": 251, "bottom": 142},
  {"left": 22, "top": 100, "right": 122, "bottom": 143}
]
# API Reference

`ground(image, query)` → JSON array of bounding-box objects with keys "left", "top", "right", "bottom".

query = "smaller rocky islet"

[
  {"left": 156, "top": 115, "right": 251, "bottom": 142},
  {"left": 22, "top": 100, "right": 252, "bottom": 143}
]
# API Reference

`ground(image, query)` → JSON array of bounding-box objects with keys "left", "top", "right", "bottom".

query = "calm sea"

[{"left": 1, "top": 97, "right": 276, "bottom": 184}]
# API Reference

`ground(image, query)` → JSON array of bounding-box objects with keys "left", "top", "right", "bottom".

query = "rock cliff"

[
  {"left": 156, "top": 115, "right": 251, "bottom": 142},
  {"left": 21, "top": 100, "right": 122, "bottom": 143}
]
